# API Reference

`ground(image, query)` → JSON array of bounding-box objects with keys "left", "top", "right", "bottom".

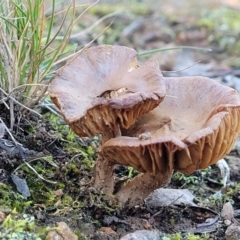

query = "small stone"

[
  {"left": 142, "top": 219, "right": 152, "bottom": 230},
  {"left": 99, "top": 227, "right": 117, "bottom": 236},
  {"left": 120, "top": 230, "right": 161, "bottom": 240},
  {"left": 221, "top": 202, "right": 234, "bottom": 221},
  {"left": 224, "top": 219, "right": 232, "bottom": 226},
  {"left": 56, "top": 222, "right": 78, "bottom": 240},
  {"left": 225, "top": 224, "right": 240, "bottom": 240},
  {"left": 146, "top": 189, "right": 197, "bottom": 207},
  {"left": 46, "top": 230, "right": 64, "bottom": 240}
]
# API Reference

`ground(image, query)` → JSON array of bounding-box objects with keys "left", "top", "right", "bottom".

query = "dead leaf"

[{"left": 11, "top": 174, "right": 31, "bottom": 199}]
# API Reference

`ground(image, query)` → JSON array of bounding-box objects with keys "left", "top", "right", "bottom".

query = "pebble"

[
  {"left": 224, "top": 219, "right": 232, "bottom": 226},
  {"left": 120, "top": 230, "right": 162, "bottom": 240},
  {"left": 99, "top": 227, "right": 117, "bottom": 236},
  {"left": 225, "top": 224, "right": 240, "bottom": 240},
  {"left": 46, "top": 222, "right": 78, "bottom": 240}
]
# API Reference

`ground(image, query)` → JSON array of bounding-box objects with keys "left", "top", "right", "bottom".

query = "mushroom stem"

[
  {"left": 93, "top": 156, "right": 116, "bottom": 195},
  {"left": 115, "top": 171, "right": 173, "bottom": 208}
]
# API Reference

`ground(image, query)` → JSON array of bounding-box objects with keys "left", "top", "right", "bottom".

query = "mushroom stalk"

[
  {"left": 93, "top": 156, "right": 116, "bottom": 195},
  {"left": 115, "top": 171, "right": 173, "bottom": 208}
]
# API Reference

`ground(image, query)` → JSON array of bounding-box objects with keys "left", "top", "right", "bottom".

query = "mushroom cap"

[
  {"left": 100, "top": 76, "right": 240, "bottom": 175},
  {"left": 49, "top": 45, "right": 165, "bottom": 139}
]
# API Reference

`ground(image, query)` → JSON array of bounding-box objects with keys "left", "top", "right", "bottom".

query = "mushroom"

[
  {"left": 49, "top": 45, "right": 166, "bottom": 141},
  {"left": 48, "top": 45, "right": 166, "bottom": 194},
  {"left": 101, "top": 76, "right": 240, "bottom": 207}
]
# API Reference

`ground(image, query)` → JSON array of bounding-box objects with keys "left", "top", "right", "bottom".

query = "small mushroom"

[
  {"left": 49, "top": 45, "right": 166, "bottom": 141},
  {"left": 101, "top": 76, "right": 240, "bottom": 207}
]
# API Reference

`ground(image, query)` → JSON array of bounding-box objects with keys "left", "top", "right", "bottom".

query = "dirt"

[
  {"left": 1, "top": 109, "right": 240, "bottom": 239},
  {"left": 1, "top": 1, "right": 240, "bottom": 239}
]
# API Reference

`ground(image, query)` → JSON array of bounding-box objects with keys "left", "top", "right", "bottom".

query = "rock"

[
  {"left": 99, "top": 227, "right": 117, "bottom": 236},
  {"left": 221, "top": 202, "right": 234, "bottom": 221},
  {"left": 145, "top": 188, "right": 197, "bottom": 207},
  {"left": 46, "top": 222, "right": 78, "bottom": 240},
  {"left": 142, "top": 219, "right": 152, "bottom": 230},
  {"left": 224, "top": 220, "right": 232, "bottom": 226},
  {"left": 46, "top": 230, "right": 64, "bottom": 240},
  {"left": 120, "top": 230, "right": 161, "bottom": 240},
  {"left": 225, "top": 224, "right": 240, "bottom": 240},
  {"left": 56, "top": 222, "right": 78, "bottom": 240}
]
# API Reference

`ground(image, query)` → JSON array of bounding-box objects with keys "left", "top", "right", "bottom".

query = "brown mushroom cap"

[
  {"left": 49, "top": 45, "right": 166, "bottom": 139},
  {"left": 101, "top": 76, "right": 240, "bottom": 174}
]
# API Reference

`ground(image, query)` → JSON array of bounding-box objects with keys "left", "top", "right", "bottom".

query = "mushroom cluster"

[{"left": 49, "top": 45, "right": 240, "bottom": 208}]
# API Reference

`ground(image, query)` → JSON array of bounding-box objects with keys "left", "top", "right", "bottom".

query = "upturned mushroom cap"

[
  {"left": 49, "top": 45, "right": 165, "bottom": 140},
  {"left": 100, "top": 76, "right": 240, "bottom": 174}
]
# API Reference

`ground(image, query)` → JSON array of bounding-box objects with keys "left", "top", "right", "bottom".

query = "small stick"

[{"left": 162, "top": 60, "right": 202, "bottom": 73}]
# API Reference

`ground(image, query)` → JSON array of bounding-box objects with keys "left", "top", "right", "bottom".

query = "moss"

[
  {"left": 197, "top": 7, "right": 240, "bottom": 55},
  {"left": 81, "top": 157, "right": 95, "bottom": 169},
  {"left": 55, "top": 182, "right": 65, "bottom": 190},
  {"left": 163, "top": 233, "right": 210, "bottom": 240},
  {"left": 0, "top": 211, "right": 50, "bottom": 240},
  {"left": 0, "top": 184, "right": 30, "bottom": 212},
  {"left": 66, "top": 163, "right": 81, "bottom": 175}
]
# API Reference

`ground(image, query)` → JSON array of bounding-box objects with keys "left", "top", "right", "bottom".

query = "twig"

[
  {"left": 196, "top": 216, "right": 219, "bottom": 228},
  {"left": 164, "top": 69, "right": 240, "bottom": 78},
  {"left": 7, "top": 83, "right": 48, "bottom": 98},
  {"left": 0, "top": 87, "right": 41, "bottom": 117},
  {"left": 162, "top": 60, "right": 201, "bottom": 73},
  {"left": 150, "top": 194, "right": 185, "bottom": 218},
  {"left": 41, "top": 100, "right": 63, "bottom": 118},
  {"left": 138, "top": 46, "right": 212, "bottom": 57},
  {"left": 0, "top": 118, "right": 21, "bottom": 146},
  {"left": 54, "top": 18, "right": 115, "bottom": 69},
  {"left": 14, "top": 161, "right": 57, "bottom": 184},
  {"left": 69, "top": 10, "right": 123, "bottom": 40},
  {"left": 13, "top": 156, "right": 58, "bottom": 184}
]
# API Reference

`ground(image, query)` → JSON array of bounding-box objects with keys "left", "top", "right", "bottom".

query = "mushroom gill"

[{"left": 101, "top": 76, "right": 240, "bottom": 206}]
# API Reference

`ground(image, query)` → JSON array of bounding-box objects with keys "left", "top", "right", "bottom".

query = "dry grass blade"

[{"left": 0, "top": 0, "right": 98, "bottom": 129}]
